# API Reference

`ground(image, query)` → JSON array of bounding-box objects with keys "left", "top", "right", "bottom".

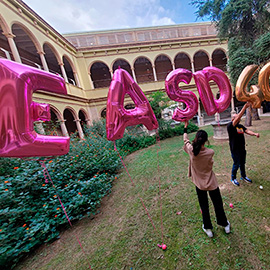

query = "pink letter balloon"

[
  {"left": 0, "top": 59, "right": 70, "bottom": 157},
  {"left": 165, "top": 68, "right": 198, "bottom": 121},
  {"left": 106, "top": 68, "right": 158, "bottom": 141},
  {"left": 193, "top": 67, "right": 232, "bottom": 115}
]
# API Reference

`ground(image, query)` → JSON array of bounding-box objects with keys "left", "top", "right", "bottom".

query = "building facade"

[{"left": 0, "top": 0, "right": 232, "bottom": 138}]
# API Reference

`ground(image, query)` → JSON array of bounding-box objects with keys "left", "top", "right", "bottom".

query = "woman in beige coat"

[{"left": 183, "top": 121, "right": 230, "bottom": 237}]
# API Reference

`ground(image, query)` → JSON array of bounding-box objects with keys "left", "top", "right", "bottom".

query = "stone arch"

[
  {"left": 0, "top": 18, "right": 12, "bottom": 60},
  {"left": 0, "top": 14, "right": 11, "bottom": 33},
  {"left": 90, "top": 61, "right": 111, "bottom": 88},
  {"left": 112, "top": 58, "right": 133, "bottom": 77},
  {"left": 212, "top": 48, "right": 228, "bottom": 71},
  {"left": 174, "top": 52, "right": 192, "bottom": 71},
  {"left": 11, "top": 22, "right": 42, "bottom": 68},
  {"left": 62, "top": 54, "right": 77, "bottom": 85},
  {"left": 44, "top": 106, "right": 63, "bottom": 136},
  {"left": 134, "top": 56, "right": 154, "bottom": 83},
  {"left": 154, "top": 54, "right": 173, "bottom": 81},
  {"left": 193, "top": 50, "right": 210, "bottom": 72},
  {"left": 11, "top": 21, "right": 42, "bottom": 52},
  {"left": 43, "top": 42, "right": 62, "bottom": 75},
  {"left": 78, "top": 109, "right": 89, "bottom": 128},
  {"left": 63, "top": 107, "right": 78, "bottom": 136},
  {"left": 100, "top": 107, "right": 107, "bottom": 118}
]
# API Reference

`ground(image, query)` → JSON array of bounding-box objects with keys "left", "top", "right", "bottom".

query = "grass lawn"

[{"left": 16, "top": 117, "right": 270, "bottom": 270}]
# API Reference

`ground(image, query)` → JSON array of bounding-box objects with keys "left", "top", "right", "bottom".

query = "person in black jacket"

[{"left": 227, "top": 102, "right": 260, "bottom": 186}]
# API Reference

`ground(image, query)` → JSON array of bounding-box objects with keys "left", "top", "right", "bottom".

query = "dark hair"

[{"left": 192, "top": 130, "right": 208, "bottom": 156}]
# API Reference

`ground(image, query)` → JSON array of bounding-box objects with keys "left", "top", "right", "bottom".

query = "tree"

[
  {"left": 149, "top": 90, "right": 171, "bottom": 120},
  {"left": 191, "top": 0, "right": 270, "bottom": 125}
]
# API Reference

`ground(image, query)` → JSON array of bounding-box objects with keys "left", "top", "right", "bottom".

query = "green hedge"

[{"left": 0, "top": 119, "right": 198, "bottom": 269}]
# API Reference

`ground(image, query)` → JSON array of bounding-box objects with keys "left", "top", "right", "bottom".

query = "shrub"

[
  {"left": 0, "top": 132, "right": 119, "bottom": 269},
  {"left": 0, "top": 119, "right": 198, "bottom": 269}
]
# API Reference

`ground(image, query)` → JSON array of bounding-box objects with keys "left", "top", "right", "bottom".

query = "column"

[
  {"left": 152, "top": 65, "right": 157, "bottom": 81},
  {"left": 37, "top": 51, "right": 49, "bottom": 71},
  {"left": 191, "top": 61, "right": 195, "bottom": 73},
  {"left": 59, "top": 62, "right": 68, "bottom": 83},
  {"left": 131, "top": 68, "right": 137, "bottom": 83},
  {"left": 73, "top": 71, "right": 81, "bottom": 87},
  {"left": 215, "top": 112, "right": 220, "bottom": 122},
  {"left": 88, "top": 72, "right": 95, "bottom": 89},
  {"left": 74, "top": 119, "right": 84, "bottom": 139},
  {"left": 85, "top": 118, "right": 91, "bottom": 127},
  {"left": 197, "top": 101, "right": 204, "bottom": 126},
  {"left": 59, "top": 120, "right": 69, "bottom": 137},
  {"left": 109, "top": 69, "right": 114, "bottom": 78},
  {"left": 4, "top": 32, "right": 21, "bottom": 63},
  {"left": 172, "top": 62, "right": 176, "bottom": 70},
  {"left": 35, "top": 121, "right": 45, "bottom": 135},
  {"left": 209, "top": 58, "right": 213, "bottom": 67}
]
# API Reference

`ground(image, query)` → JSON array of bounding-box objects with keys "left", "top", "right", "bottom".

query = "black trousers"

[
  {"left": 196, "top": 186, "right": 228, "bottom": 229},
  {"left": 231, "top": 150, "right": 246, "bottom": 179}
]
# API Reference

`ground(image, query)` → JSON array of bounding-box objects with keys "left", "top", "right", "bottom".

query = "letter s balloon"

[
  {"left": 106, "top": 68, "right": 158, "bottom": 141},
  {"left": 165, "top": 68, "right": 198, "bottom": 121},
  {"left": 0, "top": 59, "right": 70, "bottom": 157}
]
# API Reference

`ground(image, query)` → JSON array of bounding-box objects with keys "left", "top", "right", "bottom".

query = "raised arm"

[
  {"left": 184, "top": 120, "right": 188, "bottom": 141},
  {"left": 245, "top": 129, "right": 260, "bottom": 138},
  {"left": 232, "top": 102, "right": 251, "bottom": 126}
]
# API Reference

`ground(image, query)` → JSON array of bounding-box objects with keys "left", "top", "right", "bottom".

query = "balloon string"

[
  {"left": 39, "top": 160, "right": 93, "bottom": 270},
  {"left": 155, "top": 130, "right": 164, "bottom": 245},
  {"left": 113, "top": 141, "right": 157, "bottom": 232}
]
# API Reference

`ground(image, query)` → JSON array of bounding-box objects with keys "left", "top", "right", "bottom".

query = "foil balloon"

[
  {"left": 258, "top": 62, "right": 270, "bottom": 101},
  {"left": 165, "top": 68, "right": 198, "bottom": 121},
  {"left": 106, "top": 68, "right": 158, "bottom": 141},
  {"left": 235, "top": 64, "right": 264, "bottom": 108},
  {"left": 193, "top": 67, "right": 232, "bottom": 115},
  {"left": 0, "top": 59, "right": 70, "bottom": 157}
]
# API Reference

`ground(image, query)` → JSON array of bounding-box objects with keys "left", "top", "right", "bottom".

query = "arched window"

[
  {"left": 63, "top": 56, "right": 77, "bottom": 85},
  {"left": 43, "top": 43, "right": 62, "bottom": 75},
  {"left": 174, "top": 53, "right": 191, "bottom": 71},
  {"left": 112, "top": 59, "right": 132, "bottom": 77},
  {"left": 212, "top": 49, "right": 227, "bottom": 71},
  {"left": 0, "top": 25, "right": 13, "bottom": 60},
  {"left": 194, "top": 51, "right": 210, "bottom": 72},
  {"left": 44, "top": 109, "right": 62, "bottom": 136},
  {"left": 155, "top": 54, "right": 172, "bottom": 81},
  {"left": 90, "top": 61, "right": 111, "bottom": 88},
  {"left": 12, "top": 24, "right": 42, "bottom": 68},
  {"left": 134, "top": 57, "right": 154, "bottom": 83},
  {"left": 64, "top": 108, "right": 77, "bottom": 135},
  {"left": 101, "top": 108, "right": 107, "bottom": 118},
  {"left": 79, "top": 110, "right": 88, "bottom": 128}
]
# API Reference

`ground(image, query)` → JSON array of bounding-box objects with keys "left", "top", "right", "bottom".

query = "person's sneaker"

[
  {"left": 240, "top": 176, "right": 252, "bottom": 183},
  {"left": 231, "top": 179, "right": 240, "bottom": 186},
  {"left": 202, "top": 225, "right": 213, "bottom": 238},
  {"left": 224, "top": 221, "right": 230, "bottom": 234}
]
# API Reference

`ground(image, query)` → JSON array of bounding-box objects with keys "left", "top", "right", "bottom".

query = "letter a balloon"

[
  {"left": 0, "top": 59, "right": 70, "bottom": 157},
  {"left": 106, "top": 68, "right": 158, "bottom": 141}
]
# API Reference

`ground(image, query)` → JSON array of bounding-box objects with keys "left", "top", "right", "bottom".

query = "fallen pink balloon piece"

[
  {"left": 229, "top": 203, "right": 234, "bottom": 209},
  {"left": 176, "top": 211, "right": 182, "bottom": 215},
  {"left": 157, "top": 244, "right": 167, "bottom": 250}
]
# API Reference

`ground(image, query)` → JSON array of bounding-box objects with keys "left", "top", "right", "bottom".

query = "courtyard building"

[{"left": 0, "top": 0, "right": 234, "bottom": 138}]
